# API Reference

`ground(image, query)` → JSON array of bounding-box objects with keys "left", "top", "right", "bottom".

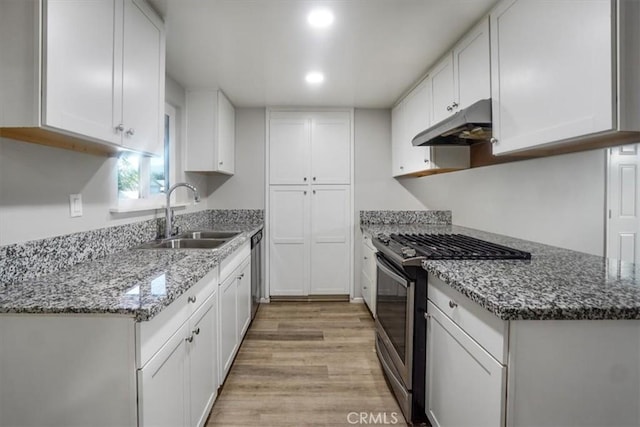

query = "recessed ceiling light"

[
  {"left": 307, "top": 9, "right": 334, "bottom": 28},
  {"left": 305, "top": 72, "right": 325, "bottom": 85}
]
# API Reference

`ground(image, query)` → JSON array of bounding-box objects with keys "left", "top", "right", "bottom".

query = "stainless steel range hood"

[{"left": 411, "top": 98, "right": 492, "bottom": 146}]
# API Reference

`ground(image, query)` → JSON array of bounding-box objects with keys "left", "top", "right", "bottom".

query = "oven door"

[{"left": 375, "top": 253, "right": 414, "bottom": 389}]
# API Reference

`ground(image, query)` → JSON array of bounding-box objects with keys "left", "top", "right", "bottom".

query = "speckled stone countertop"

[
  {"left": 0, "top": 223, "right": 263, "bottom": 321},
  {"left": 362, "top": 223, "right": 640, "bottom": 321}
]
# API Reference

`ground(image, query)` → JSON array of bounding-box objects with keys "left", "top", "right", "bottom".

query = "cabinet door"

[
  {"left": 269, "top": 186, "right": 310, "bottom": 296},
  {"left": 426, "top": 302, "right": 505, "bottom": 427},
  {"left": 403, "top": 80, "right": 432, "bottom": 171},
  {"left": 311, "top": 114, "right": 350, "bottom": 184},
  {"left": 430, "top": 54, "right": 455, "bottom": 124},
  {"left": 453, "top": 17, "right": 490, "bottom": 110},
  {"left": 361, "top": 236, "right": 376, "bottom": 316},
  {"left": 121, "top": 0, "right": 164, "bottom": 156},
  {"left": 269, "top": 118, "right": 310, "bottom": 185},
  {"left": 391, "top": 102, "right": 406, "bottom": 177},
  {"left": 217, "top": 91, "right": 235, "bottom": 174},
  {"left": 219, "top": 274, "right": 238, "bottom": 381},
  {"left": 138, "top": 322, "right": 189, "bottom": 427},
  {"left": 310, "top": 186, "right": 350, "bottom": 295},
  {"left": 236, "top": 258, "right": 252, "bottom": 339},
  {"left": 490, "top": 0, "right": 613, "bottom": 155},
  {"left": 188, "top": 293, "right": 218, "bottom": 427},
  {"left": 44, "top": 0, "right": 120, "bottom": 145}
]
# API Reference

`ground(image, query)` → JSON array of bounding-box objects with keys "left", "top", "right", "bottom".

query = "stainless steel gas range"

[{"left": 372, "top": 233, "right": 531, "bottom": 425}]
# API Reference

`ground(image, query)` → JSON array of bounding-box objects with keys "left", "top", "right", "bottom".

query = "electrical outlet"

[{"left": 69, "top": 194, "right": 83, "bottom": 217}]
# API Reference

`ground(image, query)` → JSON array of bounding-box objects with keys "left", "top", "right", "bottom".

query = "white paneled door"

[
  {"left": 269, "top": 118, "right": 310, "bottom": 185},
  {"left": 269, "top": 186, "right": 310, "bottom": 296},
  {"left": 310, "top": 186, "right": 351, "bottom": 294},
  {"left": 607, "top": 145, "right": 640, "bottom": 263},
  {"left": 311, "top": 116, "right": 351, "bottom": 184}
]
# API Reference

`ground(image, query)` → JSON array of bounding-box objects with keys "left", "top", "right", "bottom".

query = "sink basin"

[
  {"left": 136, "top": 238, "right": 228, "bottom": 249},
  {"left": 176, "top": 230, "right": 241, "bottom": 240}
]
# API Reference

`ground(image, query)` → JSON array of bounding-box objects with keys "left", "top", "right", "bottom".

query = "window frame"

[{"left": 112, "top": 103, "right": 178, "bottom": 212}]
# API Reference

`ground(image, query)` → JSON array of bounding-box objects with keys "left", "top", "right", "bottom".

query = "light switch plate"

[{"left": 69, "top": 194, "right": 83, "bottom": 217}]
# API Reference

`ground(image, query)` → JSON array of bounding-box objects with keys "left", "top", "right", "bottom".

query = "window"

[{"left": 115, "top": 104, "right": 176, "bottom": 211}]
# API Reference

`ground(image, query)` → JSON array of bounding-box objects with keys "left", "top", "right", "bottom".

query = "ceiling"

[{"left": 149, "top": 0, "right": 496, "bottom": 108}]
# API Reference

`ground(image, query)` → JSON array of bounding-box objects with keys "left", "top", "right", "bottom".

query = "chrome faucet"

[{"left": 165, "top": 182, "right": 200, "bottom": 238}]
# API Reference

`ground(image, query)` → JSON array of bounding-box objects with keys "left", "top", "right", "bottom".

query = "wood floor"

[{"left": 206, "top": 302, "right": 408, "bottom": 426}]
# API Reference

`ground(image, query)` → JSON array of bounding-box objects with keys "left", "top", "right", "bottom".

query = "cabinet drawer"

[
  {"left": 428, "top": 274, "right": 507, "bottom": 363},
  {"left": 220, "top": 241, "right": 251, "bottom": 281},
  {"left": 137, "top": 267, "right": 218, "bottom": 368}
]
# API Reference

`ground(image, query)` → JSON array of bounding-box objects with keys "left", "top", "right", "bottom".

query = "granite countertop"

[
  {"left": 362, "top": 223, "right": 640, "bottom": 321},
  {"left": 0, "top": 223, "right": 263, "bottom": 321}
]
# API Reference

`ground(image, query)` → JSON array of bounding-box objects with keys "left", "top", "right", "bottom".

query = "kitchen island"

[{"left": 362, "top": 219, "right": 640, "bottom": 427}]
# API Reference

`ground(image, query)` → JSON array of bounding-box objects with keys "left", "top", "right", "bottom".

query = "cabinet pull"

[
  {"left": 490, "top": 137, "right": 498, "bottom": 144},
  {"left": 185, "top": 334, "right": 194, "bottom": 343},
  {"left": 448, "top": 300, "right": 458, "bottom": 309},
  {"left": 304, "top": 191, "right": 307, "bottom": 195},
  {"left": 188, "top": 296, "right": 197, "bottom": 304},
  {"left": 446, "top": 105, "right": 453, "bottom": 112},
  {"left": 364, "top": 256, "right": 368, "bottom": 260},
  {"left": 313, "top": 190, "right": 316, "bottom": 195},
  {"left": 363, "top": 286, "right": 367, "bottom": 290},
  {"left": 193, "top": 327, "right": 200, "bottom": 335},
  {"left": 452, "top": 102, "right": 459, "bottom": 109},
  {"left": 424, "top": 159, "right": 429, "bottom": 163},
  {"left": 238, "top": 273, "right": 245, "bottom": 280},
  {"left": 304, "top": 177, "right": 307, "bottom": 182},
  {"left": 219, "top": 161, "right": 224, "bottom": 165},
  {"left": 313, "top": 177, "right": 316, "bottom": 181},
  {"left": 115, "top": 123, "right": 125, "bottom": 132},
  {"left": 424, "top": 312, "right": 431, "bottom": 320},
  {"left": 125, "top": 128, "right": 135, "bottom": 137}
]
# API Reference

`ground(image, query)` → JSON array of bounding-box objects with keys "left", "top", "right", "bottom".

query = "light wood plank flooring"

[{"left": 206, "top": 302, "right": 408, "bottom": 426}]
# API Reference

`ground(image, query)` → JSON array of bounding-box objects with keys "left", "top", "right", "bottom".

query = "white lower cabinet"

[
  {"left": 426, "top": 301, "right": 505, "bottom": 427},
  {"left": 218, "top": 242, "right": 252, "bottom": 383},
  {"left": 361, "top": 233, "right": 377, "bottom": 317},
  {"left": 138, "top": 322, "right": 190, "bottom": 427},
  {"left": 426, "top": 274, "right": 640, "bottom": 427}
]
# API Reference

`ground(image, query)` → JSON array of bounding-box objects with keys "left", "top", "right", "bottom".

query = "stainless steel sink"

[
  {"left": 176, "top": 230, "right": 241, "bottom": 240},
  {"left": 136, "top": 238, "right": 228, "bottom": 249}
]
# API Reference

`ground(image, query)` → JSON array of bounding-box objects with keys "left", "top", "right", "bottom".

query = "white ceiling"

[{"left": 149, "top": 0, "right": 496, "bottom": 108}]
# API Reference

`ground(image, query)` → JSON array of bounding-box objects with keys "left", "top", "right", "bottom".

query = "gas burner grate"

[{"left": 390, "top": 233, "right": 531, "bottom": 260}]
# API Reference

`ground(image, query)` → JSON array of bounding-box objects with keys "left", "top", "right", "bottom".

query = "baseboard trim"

[{"left": 269, "top": 295, "right": 350, "bottom": 302}]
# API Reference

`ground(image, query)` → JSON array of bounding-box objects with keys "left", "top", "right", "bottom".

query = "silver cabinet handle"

[
  {"left": 188, "top": 296, "right": 197, "bottom": 304},
  {"left": 490, "top": 137, "right": 498, "bottom": 144},
  {"left": 115, "top": 124, "right": 125, "bottom": 132},
  {"left": 125, "top": 128, "right": 135, "bottom": 136},
  {"left": 400, "top": 166, "right": 404, "bottom": 169},
  {"left": 449, "top": 300, "right": 458, "bottom": 309},
  {"left": 313, "top": 190, "right": 316, "bottom": 194},
  {"left": 219, "top": 161, "right": 224, "bottom": 165},
  {"left": 447, "top": 105, "right": 453, "bottom": 112},
  {"left": 424, "top": 159, "right": 429, "bottom": 163},
  {"left": 364, "top": 256, "right": 368, "bottom": 260},
  {"left": 313, "top": 177, "right": 316, "bottom": 181},
  {"left": 424, "top": 312, "right": 431, "bottom": 320},
  {"left": 304, "top": 190, "right": 307, "bottom": 195},
  {"left": 363, "top": 286, "right": 367, "bottom": 290},
  {"left": 238, "top": 273, "right": 245, "bottom": 280},
  {"left": 193, "top": 327, "right": 200, "bottom": 335},
  {"left": 185, "top": 334, "right": 194, "bottom": 343},
  {"left": 304, "top": 177, "right": 307, "bottom": 181},
  {"left": 452, "top": 102, "right": 459, "bottom": 108}
]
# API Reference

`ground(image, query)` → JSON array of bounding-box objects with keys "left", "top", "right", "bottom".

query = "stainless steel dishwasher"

[{"left": 250, "top": 229, "right": 263, "bottom": 319}]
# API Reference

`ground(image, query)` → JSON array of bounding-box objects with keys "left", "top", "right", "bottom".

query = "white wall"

[
  {"left": 207, "top": 107, "right": 265, "bottom": 209},
  {"left": 353, "top": 109, "right": 426, "bottom": 298},
  {"left": 0, "top": 76, "right": 208, "bottom": 245},
  {"left": 400, "top": 149, "right": 607, "bottom": 256}
]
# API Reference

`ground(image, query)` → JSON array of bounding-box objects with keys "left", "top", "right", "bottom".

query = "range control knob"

[{"left": 401, "top": 247, "right": 417, "bottom": 258}]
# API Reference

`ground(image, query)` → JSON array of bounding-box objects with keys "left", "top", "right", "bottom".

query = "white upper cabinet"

[
  {"left": 392, "top": 81, "right": 431, "bottom": 176},
  {"left": 269, "top": 111, "right": 351, "bottom": 185},
  {"left": 392, "top": 78, "right": 469, "bottom": 177},
  {"left": 490, "top": 0, "right": 640, "bottom": 155},
  {"left": 185, "top": 90, "right": 236, "bottom": 174},
  {"left": 453, "top": 17, "right": 490, "bottom": 110},
  {"left": 120, "top": 0, "right": 165, "bottom": 156},
  {"left": 1, "top": 0, "right": 165, "bottom": 156},
  {"left": 269, "top": 118, "right": 311, "bottom": 185},
  {"left": 311, "top": 116, "right": 351, "bottom": 184},
  {"left": 429, "top": 55, "right": 455, "bottom": 124}
]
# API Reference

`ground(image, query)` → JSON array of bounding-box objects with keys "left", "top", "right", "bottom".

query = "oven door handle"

[{"left": 376, "top": 255, "right": 410, "bottom": 289}]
